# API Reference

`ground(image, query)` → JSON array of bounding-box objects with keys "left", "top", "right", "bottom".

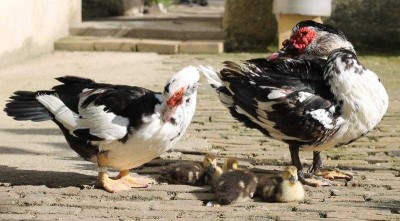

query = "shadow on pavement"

[
  {"left": 0, "top": 128, "right": 62, "bottom": 136},
  {"left": 41, "top": 142, "right": 70, "bottom": 149},
  {"left": 0, "top": 146, "right": 41, "bottom": 155},
  {"left": 0, "top": 165, "right": 97, "bottom": 188}
]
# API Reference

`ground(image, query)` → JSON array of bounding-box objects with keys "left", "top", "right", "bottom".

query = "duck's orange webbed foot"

[
  {"left": 116, "top": 170, "right": 156, "bottom": 188},
  {"left": 315, "top": 168, "right": 353, "bottom": 181},
  {"left": 98, "top": 171, "right": 130, "bottom": 193}
]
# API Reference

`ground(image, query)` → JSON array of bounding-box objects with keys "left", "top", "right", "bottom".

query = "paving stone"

[
  {"left": 94, "top": 38, "right": 140, "bottom": 52},
  {"left": 179, "top": 41, "right": 224, "bottom": 54},
  {"left": 54, "top": 37, "right": 97, "bottom": 51},
  {"left": 0, "top": 52, "right": 399, "bottom": 220},
  {"left": 137, "top": 40, "right": 180, "bottom": 54}
]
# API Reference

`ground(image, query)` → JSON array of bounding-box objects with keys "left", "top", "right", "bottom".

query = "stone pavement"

[{"left": 0, "top": 52, "right": 399, "bottom": 220}]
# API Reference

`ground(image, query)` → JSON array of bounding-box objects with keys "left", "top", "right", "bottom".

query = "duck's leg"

[
  {"left": 308, "top": 151, "right": 323, "bottom": 174},
  {"left": 289, "top": 145, "right": 330, "bottom": 187},
  {"left": 97, "top": 153, "right": 130, "bottom": 193},
  {"left": 309, "top": 151, "right": 353, "bottom": 181},
  {"left": 97, "top": 153, "right": 154, "bottom": 193},
  {"left": 98, "top": 169, "right": 131, "bottom": 193},
  {"left": 115, "top": 170, "right": 155, "bottom": 188}
]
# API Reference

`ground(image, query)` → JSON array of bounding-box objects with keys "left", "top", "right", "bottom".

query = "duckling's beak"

[
  {"left": 208, "top": 164, "right": 215, "bottom": 174},
  {"left": 289, "top": 175, "right": 297, "bottom": 183}
]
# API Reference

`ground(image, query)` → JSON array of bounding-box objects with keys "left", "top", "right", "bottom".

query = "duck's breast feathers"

[
  {"left": 73, "top": 85, "right": 162, "bottom": 142},
  {"left": 217, "top": 58, "right": 340, "bottom": 145}
]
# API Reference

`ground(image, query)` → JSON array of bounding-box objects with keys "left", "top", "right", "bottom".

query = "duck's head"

[
  {"left": 222, "top": 157, "right": 239, "bottom": 172},
  {"left": 162, "top": 66, "right": 200, "bottom": 123},
  {"left": 282, "top": 166, "right": 298, "bottom": 184},
  {"left": 269, "top": 20, "right": 354, "bottom": 60},
  {"left": 202, "top": 153, "right": 217, "bottom": 172}
]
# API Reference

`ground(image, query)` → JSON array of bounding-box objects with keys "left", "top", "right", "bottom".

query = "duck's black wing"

[
  {"left": 214, "top": 58, "right": 340, "bottom": 147},
  {"left": 73, "top": 84, "right": 162, "bottom": 142}
]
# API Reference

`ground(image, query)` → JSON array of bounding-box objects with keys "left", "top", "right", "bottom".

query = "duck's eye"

[
  {"left": 186, "top": 98, "right": 191, "bottom": 103},
  {"left": 378, "top": 78, "right": 381, "bottom": 82},
  {"left": 164, "top": 83, "right": 170, "bottom": 93}
]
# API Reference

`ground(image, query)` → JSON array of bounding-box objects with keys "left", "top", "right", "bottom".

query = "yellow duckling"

[
  {"left": 222, "top": 157, "right": 239, "bottom": 172},
  {"left": 257, "top": 166, "right": 305, "bottom": 203},
  {"left": 212, "top": 158, "right": 258, "bottom": 205},
  {"left": 161, "top": 153, "right": 221, "bottom": 185}
]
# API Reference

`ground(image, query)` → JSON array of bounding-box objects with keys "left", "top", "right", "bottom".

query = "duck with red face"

[
  {"left": 200, "top": 20, "right": 388, "bottom": 187},
  {"left": 269, "top": 20, "right": 355, "bottom": 60}
]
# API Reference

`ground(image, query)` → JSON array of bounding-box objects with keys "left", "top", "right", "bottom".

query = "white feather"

[
  {"left": 308, "top": 109, "right": 334, "bottom": 129},
  {"left": 198, "top": 65, "right": 223, "bottom": 89},
  {"left": 297, "top": 91, "right": 313, "bottom": 102},
  {"left": 77, "top": 94, "right": 129, "bottom": 141},
  {"left": 326, "top": 59, "right": 389, "bottom": 146},
  {"left": 267, "top": 90, "right": 287, "bottom": 100},
  {"left": 36, "top": 94, "right": 78, "bottom": 131}
]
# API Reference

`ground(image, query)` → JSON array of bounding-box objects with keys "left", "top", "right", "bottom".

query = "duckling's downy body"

[
  {"left": 257, "top": 166, "right": 305, "bottom": 203},
  {"left": 213, "top": 158, "right": 258, "bottom": 205},
  {"left": 162, "top": 153, "right": 220, "bottom": 185}
]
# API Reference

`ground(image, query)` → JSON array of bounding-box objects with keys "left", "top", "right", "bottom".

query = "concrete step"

[
  {"left": 91, "top": 14, "right": 223, "bottom": 24},
  {"left": 71, "top": 20, "right": 225, "bottom": 41},
  {"left": 54, "top": 36, "right": 224, "bottom": 54}
]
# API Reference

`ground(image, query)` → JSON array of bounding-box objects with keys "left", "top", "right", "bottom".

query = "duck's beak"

[
  {"left": 268, "top": 40, "right": 299, "bottom": 60},
  {"left": 289, "top": 175, "right": 297, "bottom": 183},
  {"left": 163, "top": 106, "right": 178, "bottom": 123},
  {"left": 208, "top": 164, "right": 215, "bottom": 174}
]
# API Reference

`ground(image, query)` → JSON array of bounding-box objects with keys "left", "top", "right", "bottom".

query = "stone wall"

[
  {"left": 223, "top": 0, "right": 277, "bottom": 52},
  {"left": 325, "top": 0, "right": 400, "bottom": 53},
  {"left": 0, "top": 0, "right": 81, "bottom": 67}
]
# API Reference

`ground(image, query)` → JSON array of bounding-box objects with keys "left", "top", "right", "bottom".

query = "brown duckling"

[
  {"left": 161, "top": 153, "right": 221, "bottom": 185},
  {"left": 213, "top": 158, "right": 258, "bottom": 205},
  {"left": 257, "top": 166, "right": 305, "bottom": 203}
]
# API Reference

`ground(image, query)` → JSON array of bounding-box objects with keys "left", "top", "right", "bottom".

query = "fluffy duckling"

[
  {"left": 213, "top": 158, "right": 258, "bottom": 205},
  {"left": 161, "top": 153, "right": 221, "bottom": 185},
  {"left": 222, "top": 157, "right": 239, "bottom": 172},
  {"left": 257, "top": 166, "right": 305, "bottom": 203}
]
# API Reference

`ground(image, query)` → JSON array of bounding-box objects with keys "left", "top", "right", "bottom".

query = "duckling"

[
  {"left": 161, "top": 153, "right": 221, "bottom": 185},
  {"left": 213, "top": 158, "right": 258, "bottom": 205},
  {"left": 257, "top": 166, "right": 305, "bottom": 203},
  {"left": 222, "top": 157, "right": 239, "bottom": 172}
]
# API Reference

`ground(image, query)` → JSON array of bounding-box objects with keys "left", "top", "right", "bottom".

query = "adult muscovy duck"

[
  {"left": 4, "top": 66, "right": 200, "bottom": 193},
  {"left": 200, "top": 21, "right": 388, "bottom": 186}
]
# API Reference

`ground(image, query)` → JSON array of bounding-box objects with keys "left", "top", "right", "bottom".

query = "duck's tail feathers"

[
  {"left": 198, "top": 65, "right": 223, "bottom": 90},
  {"left": 4, "top": 91, "right": 54, "bottom": 122},
  {"left": 35, "top": 94, "right": 78, "bottom": 130},
  {"left": 5, "top": 91, "right": 78, "bottom": 130}
]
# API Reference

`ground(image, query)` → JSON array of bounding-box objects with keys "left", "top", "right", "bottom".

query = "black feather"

[
  {"left": 4, "top": 91, "right": 54, "bottom": 122},
  {"left": 214, "top": 58, "right": 338, "bottom": 147},
  {"left": 73, "top": 129, "right": 105, "bottom": 141},
  {"left": 295, "top": 20, "right": 347, "bottom": 40}
]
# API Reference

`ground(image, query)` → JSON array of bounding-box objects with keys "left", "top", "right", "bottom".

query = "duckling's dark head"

[
  {"left": 222, "top": 157, "right": 239, "bottom": 172},
  {"left": 282, "top": 166, "right": 298, "bottom": 184}
]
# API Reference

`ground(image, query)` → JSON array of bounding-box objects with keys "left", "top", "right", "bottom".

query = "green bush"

[
  {"left": 223, "top": 0, "right": 277, "bottom": 52},
  {"left": 82, "top": 0, "right": 124, "bottom": 20},
  {"left": 325, "top": 0, "right": 400, "bottom": 53}
]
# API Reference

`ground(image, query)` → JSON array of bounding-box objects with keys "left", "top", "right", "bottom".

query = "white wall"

[{"left": 0, "top": 0, "right": 81, "bottom": 66}]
